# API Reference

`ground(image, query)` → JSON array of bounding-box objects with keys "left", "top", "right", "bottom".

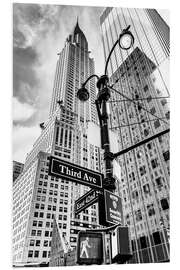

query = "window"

[
  {"left": 39, "top": 212, "right": 44, "bottom": 218},
  {"left": 158, "top": 136, "right": 163, "bottom": 143},
  {"left": 42, "top": 196, "right": 46, "bottom": 202},
  {"left": 46, "top": 222, "right": 50, "bottom": 227},
  {"left": 92, "top": 217, "right": 97, "bottom": 222},
  {"left": 139, "top": 166, "right": 146, "bottom": 176},
  {"left": 42, "top": 251, "right": 47, "bottom": 258},
  {"left": 36, "top": 240, "right": 40, "bottom": 246},
  {"left": 28, "top": 250, "right": 33, "bottom": 258},
  {"left": 154, "top": 120, "right": 161, "bottom": 129},
  {"left": 34, "top": 212, "right": 38, "bottom": 218},
  {"left": 144, "top": 85, "right": 148, "bottom": 92},
  {"left": 34, "top": 251, "right": 39, "bottom": 258},
  {"left": 163, "top": 151, "right": 170, "bottom": 162},
  {"left": 165, "top": 111, "right": 170, "bottom": 119},
  {"left": 135, "top": 209, "right": 142, "bottom": 221},
  {"left": 143, "top": 183, "right": 150, "bottom": 194},
  {"left": 150, "top": 107, "right": 156, "bottom": 114},
  {"left": 147, "top": 95, "right": 152, "bottom": 103},
  {"left": 144, "top": 129, "right": 149, "bottom": 136},
  {"left": 152, "top": 231, "right": 161, "bottom": 245},
  {"left": 155, "top": 177, "right": 162, "bottom": 188},
  {"left": 147, "top": 143, "right": 152, "bottom": 150},
  {"left": 161, "top": 198, "right": 169, "bottom": 210},
  {"left": 29, "top": 240, "right": 35, "bottom": 246},
  {"left": 161, "top": 99, "right": 167, "bottom": 106},
  {"left": 44, "top": 241, "right": 48, "bottom": 247},
  {"left": 45, "top": 231, "right": 49, "bottom": 237},
  {"left": 151, "top": 158, "right": 158, "bottom": 169},
  {"left": 37, "top": 230, "right": 41, "bottom": 236},
  {"left": 35, "top": 204, "right": 39, "bottom": 209},
  {"left": 132, "top": 190, "right": 138, "bottom": 199},
  {"left": 47, "top": 213, "right": 51, "bottom": 219},
  {"left": 147, "top": 204, "right": 155, "bottom": 216},
  {"left": 33, "top": 221, "right": 37, "bottom": 226},
  {"left": 38, "top": 221, "right": 43, "bottom": 227},
  {"left": 140, "top": 236, "right": 147, "bottom": 249},
  {"left": 40, "top": 204, "right": 45, "bottom": 210}
]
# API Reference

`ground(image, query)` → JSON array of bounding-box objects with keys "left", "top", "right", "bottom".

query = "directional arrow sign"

[
  {"left": 48, "top": 156, "right": 103, "bottom": 190},
  {"left": 75, "top": 189, "right": 99, "bottom": 215}
]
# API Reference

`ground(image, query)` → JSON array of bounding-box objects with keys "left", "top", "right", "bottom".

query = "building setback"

[
  {"left": 12, "top": 20, "right": 103, "bottom": 266},
  {"left": 13, "top": 161, "right": 24, "bottom": 182},
  {"left": 100, "top": 7, "right": 170, "bottom": 263}
]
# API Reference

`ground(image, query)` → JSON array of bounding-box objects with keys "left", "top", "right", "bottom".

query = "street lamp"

[
  {"left": 77, "top": 26, "right": 134, "bottom": 191},
  {"left": 118, "top": 25, "right": 134, "bottom": 50}
]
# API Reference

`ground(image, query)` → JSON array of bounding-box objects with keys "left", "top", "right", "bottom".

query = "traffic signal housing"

[
  {"left": 111, "top": 226, "right": 133, "bottom": 263},
  {"left": 76, "top": 231, "right": 103, "bottom": 265}
]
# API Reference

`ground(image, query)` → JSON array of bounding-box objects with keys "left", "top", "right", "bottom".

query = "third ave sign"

[{"left": 48, "top": 156, "right": 103, "bottom": 189}]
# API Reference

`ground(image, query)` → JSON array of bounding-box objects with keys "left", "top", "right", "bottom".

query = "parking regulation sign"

[{"left": 104, "top": 190, "right": 124, "bottom": 225}]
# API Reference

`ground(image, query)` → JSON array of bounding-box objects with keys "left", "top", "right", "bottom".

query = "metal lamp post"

[{"left": 77, "top": 26, "right": 134, "bottom": 192}]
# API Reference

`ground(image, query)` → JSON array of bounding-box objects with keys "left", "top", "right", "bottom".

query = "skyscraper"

[
  {"left": 100, "top": 7, "right": 170, "bottom": 263},
  {"left": 13, "top": 20, "right": 102, "bottom": 266}
]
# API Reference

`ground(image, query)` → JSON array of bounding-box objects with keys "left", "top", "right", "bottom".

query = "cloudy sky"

[
  {"left": 13, "top": 3, "right": 169, "bottom": 163},
  {"left": 13, "top": 3, "right": 105, "bottom": 163}
]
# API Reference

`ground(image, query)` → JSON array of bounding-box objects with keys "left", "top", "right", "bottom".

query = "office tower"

[
  {"left": 13, "top": 20, "right": 101, "bottom": 266},
  {"left": 13, "top": 161, "right": 24, "bottom": 182},
  {"left": 100, "top": 8, "right": 170, "bottom": 263}
]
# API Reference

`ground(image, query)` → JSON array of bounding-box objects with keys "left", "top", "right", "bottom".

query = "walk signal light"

[{"left": 76, "top": 231, "right": 103, "bottom": 265}]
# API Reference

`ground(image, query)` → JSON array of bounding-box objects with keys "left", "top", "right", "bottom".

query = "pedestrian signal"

[
  {"left": 76, "top": 231, "right": 103, "bottom": 265},
  {"left": 111, "top": 226, "right": 133, "bottom": 263}
]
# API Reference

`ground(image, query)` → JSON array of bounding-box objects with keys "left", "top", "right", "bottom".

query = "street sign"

[
  {"left": 76, "top": 231, "right": 103, "bottom": 265},
  {"left": 48, "top": 156, "right": 103, "bottom": 189},
  {"left": 99, "top": 190, "right": 123, "bottom": 226},
  {"left": 74, "top": 189, "right": 99, "bottom": 215}
]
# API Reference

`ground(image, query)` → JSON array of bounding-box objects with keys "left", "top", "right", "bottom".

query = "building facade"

[
  {"left": 13, "top": 161, "right": 24, "bottom": 182},
  {"left": 100, "top": 8, "right": 170, "bottom": 263},
  {"left": 12, "top": 20, "right": 102, "bottom": 266}
]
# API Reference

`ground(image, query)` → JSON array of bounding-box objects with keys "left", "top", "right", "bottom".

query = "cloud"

[
  {"left": 13, "top": 97, "right": 36, "bottom": 122},
  {"left": 13, "top": 125, "right": 41, "bottom": 163}
]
